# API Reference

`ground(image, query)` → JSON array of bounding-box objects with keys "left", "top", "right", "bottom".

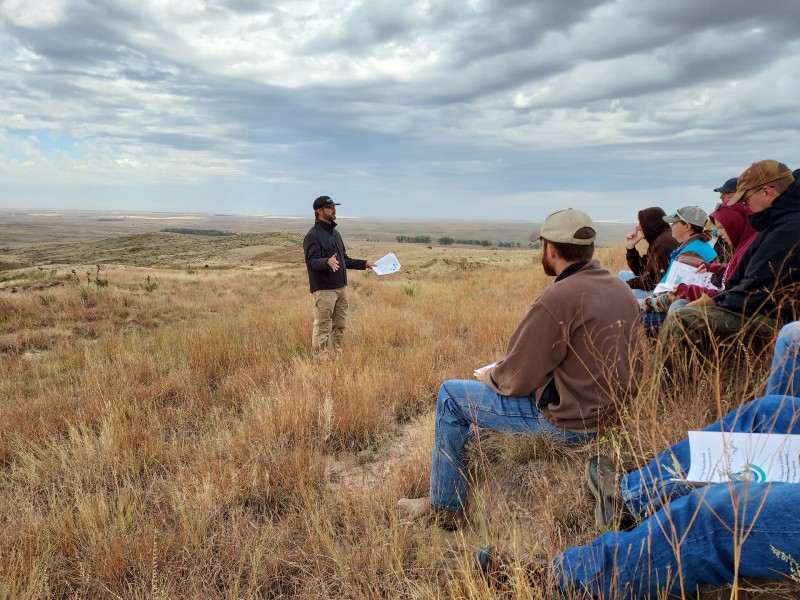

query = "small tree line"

[
  {"left": 396, "top": 235, "right": 432, "bottom": 244},
  {"left": 162, "top": 228, "right": 234, "bottom": 237},
  {"left": 395, "top": 235, "right": 525, "bottom": 247}
]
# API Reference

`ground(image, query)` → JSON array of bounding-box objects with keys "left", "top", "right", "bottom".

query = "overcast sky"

[{"left": 1, "top": 0, "right": 798, "bottom": 221}]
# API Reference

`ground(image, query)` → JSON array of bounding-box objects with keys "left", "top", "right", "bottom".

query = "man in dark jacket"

[
  {"left": 661, "top": 160, "right": 800, "bottom": 350},
  {"left": 303, "top": 196, "right": 376, "bottom": 353},
  {"left": 622, "top": 206, "right": 679, "bottom": 294}
]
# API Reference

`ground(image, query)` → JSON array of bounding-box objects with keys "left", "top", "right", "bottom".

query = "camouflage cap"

[{"left": 727, "top": 160, "right": 794, "bottom": 206}]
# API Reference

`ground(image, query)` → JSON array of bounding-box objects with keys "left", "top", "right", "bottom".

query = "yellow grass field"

[{"left": 0, "top": 228, "right": 794, "bottom": 598}]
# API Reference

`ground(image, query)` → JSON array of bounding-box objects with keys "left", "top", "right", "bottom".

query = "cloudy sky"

[{"left": 1, "top": 0, "right": 798, "bottom": 221}]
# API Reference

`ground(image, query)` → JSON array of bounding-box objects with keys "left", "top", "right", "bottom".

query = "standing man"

[
  {"left": 303, "top": 195, "right": 376, "bottom": 353},
  {"left": 398, "top": 209, "right": 642, "bottom": 528}
]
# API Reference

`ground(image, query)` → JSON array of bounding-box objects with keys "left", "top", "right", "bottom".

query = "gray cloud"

[{"left": 0, "top": 0, "right": 798, "bottom": 220}]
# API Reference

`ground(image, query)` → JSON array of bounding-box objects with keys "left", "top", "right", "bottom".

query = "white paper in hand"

[
  {"left": 653, "top": 262, "right": 718, "bottom": 295},
  {"left": 372, "top": 252, "right": 401, "bottom": 276},
  {"left": 473, "top": 362, "right": 497, "bottom": 378}
]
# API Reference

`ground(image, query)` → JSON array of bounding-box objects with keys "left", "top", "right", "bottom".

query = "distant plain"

[{"left": 0, "top": 209, "right": 634, "bottom": 271}]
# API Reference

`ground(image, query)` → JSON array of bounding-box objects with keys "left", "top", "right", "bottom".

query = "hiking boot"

[
  {"left": 474, "top": 546, "right": 548, "bottom": 590},
  {"left": 586, "top": 455, "right": 626, "bottom": 529},
  {"left": 397, "top": 497, "right": 464, "bottom": 530}
]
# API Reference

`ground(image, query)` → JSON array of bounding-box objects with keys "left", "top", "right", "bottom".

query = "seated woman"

[
  {"left": 638, "top": 205, "right": 717, "bottom": 335},
  {"left": 618, "top": 207, "right": 678, "bottom": 299},
  {"left": 667, "top": 201, "right": 757, "bottom": 312}
]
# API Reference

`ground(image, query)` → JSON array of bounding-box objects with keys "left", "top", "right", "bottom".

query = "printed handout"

[
  {"left": 372, "top": 253, "right": 401, "bottom": 276},
  {"left": 652, "top": 261, "right": 718, "bottom": 295},
  {"left": 680, "top": 431, "right": 800, "bottom": 484}
]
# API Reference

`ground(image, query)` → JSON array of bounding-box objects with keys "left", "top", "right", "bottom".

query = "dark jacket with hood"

[
  {"left": 303, "top": 219, "right": 367, "bottom": 293},
  {"left": 625, "top": 207, "right": 679, "bottom": 291},
  {"left": 714, "top": 174, "right": 800, "bottom": 322}
]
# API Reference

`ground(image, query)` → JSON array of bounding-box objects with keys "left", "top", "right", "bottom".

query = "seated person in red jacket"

[{"left": 668, "top": 201, "right": 757, "bottom": 312}]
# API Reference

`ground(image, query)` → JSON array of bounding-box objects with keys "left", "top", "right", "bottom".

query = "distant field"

[{"left": 0, "top": 209, "right": 633, "bottom": 269}]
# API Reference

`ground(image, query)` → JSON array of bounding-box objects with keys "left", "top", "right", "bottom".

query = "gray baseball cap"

[{"left": 662, "top": 206, "right": 708, "bottom": 227}]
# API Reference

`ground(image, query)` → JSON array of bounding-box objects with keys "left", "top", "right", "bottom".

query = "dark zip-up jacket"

[
  {"left": 714, "top": 176, "right": 800, "bottom": 322},
  {"left": 304, "top": 219, "right": 367, "bottom": 293}
]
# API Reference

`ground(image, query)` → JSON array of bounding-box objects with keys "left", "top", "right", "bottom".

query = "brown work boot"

[
  {"left": 586, "top": 455, "right": 631, "bottom": 530},
  {"left": 397, "top": 497, "right": 464, "bottom": 530}
]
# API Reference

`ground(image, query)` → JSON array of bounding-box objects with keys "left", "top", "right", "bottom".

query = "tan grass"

[{"left": 0, "top": 242, "right": 796, "bottom": 598}]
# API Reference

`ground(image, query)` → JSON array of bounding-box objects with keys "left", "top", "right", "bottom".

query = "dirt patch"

[{"left": 325, "top": 415, "right": 432, "bottom": 494}]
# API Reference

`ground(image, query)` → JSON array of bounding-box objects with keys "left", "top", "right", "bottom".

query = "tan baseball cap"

[
  {"left": 530, "top": 208, "right": 596, "bottom": 245},
  {"left": 727, "top": 160, "right": 794, "bottom": 206}
]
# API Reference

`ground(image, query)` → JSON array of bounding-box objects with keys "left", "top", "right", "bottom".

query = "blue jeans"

[
  {"left": 619, "top": 396, "right": 800, "bottom": 520},
  {"left": 767, "top": 321, "right": 800, "bottom": 398},
  {"left": 619, "top": 270, "right": 650, "bottom": 300},
  {"left": 639, "top": 310, "right": 667, "bottom": 337},
  {"left": 555, "top": 322, "right": 800, "bottom": 597},
  {"left": 558, "top": 480, "right": 800, "bottom": 598},
  {"left": 668, "top": 298, "right": 689, "bottom": 314},
  {"left": 429, "top": 380, "right": 593, "bottom": 512}
]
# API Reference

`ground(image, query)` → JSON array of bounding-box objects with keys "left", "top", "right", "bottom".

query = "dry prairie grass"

[{"left": 0, "top": 242, "right": 795, "bottom": 599}]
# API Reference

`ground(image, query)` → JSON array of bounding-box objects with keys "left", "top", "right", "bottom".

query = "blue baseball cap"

[{"left": 713, "top": 178, "right": 738, "bottom": 194}]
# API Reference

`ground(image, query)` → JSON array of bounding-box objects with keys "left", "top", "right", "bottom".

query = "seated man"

[
  {"left": 619, "top": 207, "right": 678, "bottom": 299},
  {"left": 660, "top": 160, "right": 800, "bottom": 353},
  {"left": 712, "top": 176, "right": 739, "bottom": 261},
  {"left": 477, "top": 321, "right": 800, "bottom": 598},
  {"left": 398, "top": 209, "right": 642, "bottom": 528}
]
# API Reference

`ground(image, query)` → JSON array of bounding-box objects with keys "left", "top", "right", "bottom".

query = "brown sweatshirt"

[
  {"left": 625, "top": 207, "right": 679, "bottom": 291},
  {"left": 483, "top": 260, "right": 642, "bottom": 432}
]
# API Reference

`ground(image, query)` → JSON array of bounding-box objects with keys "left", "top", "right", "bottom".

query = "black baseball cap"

[
  {"left": 713, "top": 178, "right": 738, "bottom": 194},
  {"left": 313, "top": 195, "right": 340, "bottom": 210}
]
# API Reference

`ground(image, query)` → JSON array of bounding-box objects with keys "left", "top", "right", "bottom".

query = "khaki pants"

[{"left": 312, "top": 287, "right": 348, "bottom": 352}]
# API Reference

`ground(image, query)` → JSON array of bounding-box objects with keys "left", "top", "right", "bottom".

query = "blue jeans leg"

[
  {"left": 766, "top": 321, "right": 800, "bottom": 397},
  {"left": 429, "top": 379, "right": 593, "bottom": 512},
  {"left": 639, "top": 311, "right": 667, "bottom": 336},
  {"left": 557, "top": 481, "right": 800, "bottom": 598},
  {"left": 620, "top": 395, "right": 800, "bottom": 520},
  {"left": 618, "top": 270, "right": 635, "bottom": 282},
  {"left": 668, "top": 298, "right": 689, "bottom": 314},
  {"left": 618, "top": 270, "right": 649, "bottom": 299}
]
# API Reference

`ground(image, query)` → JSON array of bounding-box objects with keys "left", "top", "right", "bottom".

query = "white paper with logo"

[{"left": 683, "top": 431, "right": 800, "bottom": 483}]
